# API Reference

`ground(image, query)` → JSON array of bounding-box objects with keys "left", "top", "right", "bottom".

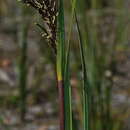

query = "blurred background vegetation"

[{"left": 0, "top": 0, "right": 130, "bottom": 130}]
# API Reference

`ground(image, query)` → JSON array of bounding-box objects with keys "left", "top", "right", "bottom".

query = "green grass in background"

[
  {"left": 14, "top": 0, "right": 128, "bottom": 129},
  {"left": 18, "top": 5, "right": 29, "bottom": 122}
]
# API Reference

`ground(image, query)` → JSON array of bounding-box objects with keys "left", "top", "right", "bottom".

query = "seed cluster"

[{"left": 23, "top": 0, "right": 58, "bottom": 54}]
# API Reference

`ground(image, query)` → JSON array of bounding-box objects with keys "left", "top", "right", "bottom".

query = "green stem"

[
  {"left": 57, "top": 0, "right": 65, "bottom": 130},
  {"left": 75, "top": 12, "right": 90, "bottom": 130},
  {"left": 18, "top": 6, "right": 29, "bottom": 122}
]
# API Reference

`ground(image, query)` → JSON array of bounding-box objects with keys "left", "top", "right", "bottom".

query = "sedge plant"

[
  {"left": 18, "top": 5, "right": 30, "bottom": 121},
  {"left": 20, "top": 0, "right": 75, "bottom": 130},
  {"left": 17, "top": 0, "right": 127, "bottom": 130}
]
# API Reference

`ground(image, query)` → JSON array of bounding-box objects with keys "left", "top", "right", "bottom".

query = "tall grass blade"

[
  {"left": 64, "top": 0, "right": 77, "bottom": 130},
  {"left": 18, "top": 5, "right": 29, "bottom": 122},
  {"left": 75, "top": 11, "right": 90, "bottom": 130},
  {"left": 57, "top": 0, "right": 65, "bottom": 129}
]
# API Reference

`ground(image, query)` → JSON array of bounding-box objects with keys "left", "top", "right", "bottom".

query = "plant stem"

[
  {"left": 57, "top": 80, "right": 65, "bottom": 130},
  {"left": 18, "top": 6, "right": 29, "bottom": 122},
  {"left": 57, "top": 0, "right": 65, "bottom": 129},
  {"left": 75, "top": 12, "right": 90, "bottom": 130}
]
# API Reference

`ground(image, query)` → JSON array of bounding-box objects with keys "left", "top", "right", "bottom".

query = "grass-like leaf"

[
  {"left": 18, "top": 6, "right": 29, "bottom": 121},
  {"left": 64, "top": 0, "right": 77, "bottom": 130},
  {"left": 75, "top": 9, "right": 91, "bottom": 130}
]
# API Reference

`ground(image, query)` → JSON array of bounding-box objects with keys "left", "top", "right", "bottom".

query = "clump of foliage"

[
  {"left": 20, "top": 0, "right": 69, "bottom": 130},
  {"left": 16, "top": 0, "right": 126, "bottom": 130}
]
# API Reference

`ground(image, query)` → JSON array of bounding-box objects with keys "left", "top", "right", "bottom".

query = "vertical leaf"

[
  {"left": 18, "top": 5, "right": 29, "bottom": 121},
  {"left": 75, "top": 11, "right": 90, "bottom": 130},
  {"left": 57, "top": 0, "right": 65, "bottom": 130},
  {"left": 64, "top": 0, "right": 77, "bottom": 130}
]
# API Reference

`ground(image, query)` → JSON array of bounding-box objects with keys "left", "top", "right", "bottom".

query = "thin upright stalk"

[
  {"left": 64, "top": 0, "right": 77, "bottom": 130},
  {"left": 57, "top": 0, "right": 65, "bottom": 129},
  {"left": 75, "top": 12, "right": 90, "bottom": 130},
  {"left": 57, "top": 80, "right": 65, "bottom": 130},
  {"left": 18, "top": 7, "right": 29, "bottom": 121},
  {"left": 57, "top": 0, "right": 76, "bottom": 129}
]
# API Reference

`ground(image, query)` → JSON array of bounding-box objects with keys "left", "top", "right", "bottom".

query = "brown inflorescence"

[{"left": 23, "top": 0, "right": 58, "bottom": 54}]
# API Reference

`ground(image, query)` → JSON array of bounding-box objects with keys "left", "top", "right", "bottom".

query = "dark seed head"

[{"left": 23, "top": 0, "right": 58, "bottom": 54}]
